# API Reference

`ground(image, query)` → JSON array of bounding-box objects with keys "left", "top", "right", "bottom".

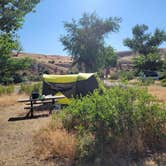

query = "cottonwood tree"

[
  {"left": 0, "top": 0, "right": 40, "bottom": 84},
  {"left": 123, "top": 24, "right": 166, "bottom": 55},
  {"left": 123, "top": 24, "right": 166, "bottom": 72},
  {"left": 60, "top": 13, "right": 121, "bottom": 72}
]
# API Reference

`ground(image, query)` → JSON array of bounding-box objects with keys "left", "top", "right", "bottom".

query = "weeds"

[
  {"left": 19, "top": 82, "right": 42, "bottom": 95},
  {"left": 0, "top": 85, "right": 14, "bottom": 95},
  {"left": 34, "top": 128, "right": 76, "bottom": 164}
]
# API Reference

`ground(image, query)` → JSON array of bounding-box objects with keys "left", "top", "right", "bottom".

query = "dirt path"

[{"left": 0, "top": 103, "right": 51, "bottom": 166}]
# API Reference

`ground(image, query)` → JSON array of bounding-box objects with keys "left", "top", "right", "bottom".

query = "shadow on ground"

[{"left": 8, "top": 114, "right": 50, "bottom": 121}]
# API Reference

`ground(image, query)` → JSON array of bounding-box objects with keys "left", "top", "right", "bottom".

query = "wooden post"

[
  {"left": 49, "top": 98, "right": 55, "bottom": 114},
  {"left": 30, "top": 100, "right": 33, "bottom": 117}
]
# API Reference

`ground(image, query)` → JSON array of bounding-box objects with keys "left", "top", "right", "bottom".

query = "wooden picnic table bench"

[{"left": 17, "top": 95, "right": 65, "bottom": 118}]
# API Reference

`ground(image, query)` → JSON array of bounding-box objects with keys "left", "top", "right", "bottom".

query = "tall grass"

[
  {"left": 34, "top": 128, "right": 76, "bottom": 165},
  {"left": 19, "top": 82, "right": 42, "bottom": 95},
  {"left": 0, "top": 85, "right": 14, "bottom": 95}
]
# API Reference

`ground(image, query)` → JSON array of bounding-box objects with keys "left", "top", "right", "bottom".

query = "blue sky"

[{"left": 18, "top": 0, "right": 166, "bottom": 55}]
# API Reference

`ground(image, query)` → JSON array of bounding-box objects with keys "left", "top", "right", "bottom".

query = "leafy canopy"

[
  {"left": 123, "top": 24, "right": 166, "bottom": 55},
  {"left": 124, "top": 24, "right": 166, "bottom": 72},
  {"left": 133, "top": 53, "right": 163, "bottom": 73},
  {"left": 0, "top": 0, "right": 40, "bottom": 84},
  {"left": 0, "top": 0, "right": 40, "bottom": 33},
  {"left": 103, "top": 46, "right": 117, "bottom": 68},
  {"left": 60, "top": 13, "right": 121, "bottom": 72}
]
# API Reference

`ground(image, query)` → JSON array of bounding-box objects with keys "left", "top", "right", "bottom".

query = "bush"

[
  {"left": 161, "top": 79, "right": 166, "bottom": 87},
  {"left": 59, "top": 86, "right": 166, "bottom": 164},
  {"left": 138, "top": 77, "right": 155, "bottom": 86},
  {"left": 0, "top": 85, "right": 14, "bottom": 95},
  {"left": 159, "top": 72, "right": 166, "bottom": 80},
  {"left": 119, "top": 70, "right": 135, "bottom": 81},
  {"left": 110, "top": 71, "right": 135, "bottom": 81},
  {"left": 19, "top": 82, "right": 42, "bottom": 95}
]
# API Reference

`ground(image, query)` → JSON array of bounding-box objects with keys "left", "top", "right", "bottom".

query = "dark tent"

[{"left": 42, "top": 73, "right": 98, "bottom": 104}]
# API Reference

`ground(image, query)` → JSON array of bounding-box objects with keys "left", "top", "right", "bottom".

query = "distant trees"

[
  {"left": 0, "top": 0, "right": 40, "bottom": 84},
  {"left": 133, "top": 53, "right": 163, "bottom": 73},
  {"left": 123, "top": 24, "right": 166, "bottom": 55},
  {"left": 60, "top": 13, "right": 121, "bottom": 72},
  {"left": 103, "top": 46, "right": 117, "bottom": 68},
  {"left": 123, "top": 24, "right": 166, "bottom": 72}
]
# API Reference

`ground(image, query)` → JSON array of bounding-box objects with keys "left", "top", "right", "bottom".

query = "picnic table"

[{"left": 17, "top": 95, "right": 65, "bottom": 118}]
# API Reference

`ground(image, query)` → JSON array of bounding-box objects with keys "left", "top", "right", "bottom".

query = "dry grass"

[
  {"left": 0, "top": 93, "right": 28, "bottom": 107},
  {"left": 34, "top": 128, "right": 77, "bottom": 164},
  {"left": 148, "top": 85, "right": 166, "bottom": 103}
]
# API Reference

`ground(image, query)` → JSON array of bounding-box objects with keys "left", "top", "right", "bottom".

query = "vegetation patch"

[
  {"left": 161, "top": 79, "right": 166, "bottom": 87},
  {"left": 0, "top": 85, "right": 14, "bottom": 95},
  {"left": 34, "top": 128, "right": 76, "bottom": 165},
  {"left": 47, "top": 86, "right": 166, "bottom": 165},
  {"left": 19, "top": 82, "right": 42, "bottom": 95}
]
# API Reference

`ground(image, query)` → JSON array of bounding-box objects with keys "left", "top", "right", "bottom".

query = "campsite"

[{"left": 0, "top": 0, "right": 166, "bottom": 166}]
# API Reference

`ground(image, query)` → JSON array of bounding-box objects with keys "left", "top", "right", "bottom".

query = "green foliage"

[
  {"left": 162, "top": 57, "right": 166, "bottom": 71},
  {"left": 123, "top": 24, "right": 166, "bottom": 55},
  {"left": 60, "top": 12, "right": 121, "bottom": 72},
  {"left": 138, "top": 77, "right": 155, "bottom": 86},
  {"left": 119, "top": 70, "right": 135, "bottom": 81},
  {"left": 0, "top": 0, "right": 40, "bottom": 84},
  {"left": 124, "top": 24, "right": 166, "bottom": 73},
  {"left": 0, "top": 55, "right": 33, "bottom": 84},
  {"left": 19, "top": 82, "right": 42, "bottom": 95},
  {"left": 161, "top": 79, "right": 166, "bottom": 87},
  {"left": 0, "top": 0, "right": 40, "bottom": 33},
  {"left": 0, "top": 33, "right": 20, "bottom": 55},
  {"left": 133, "top": 53, "right": 163, "bottom": 73},
  {"left": 59, "top": 86, "right": 165, "bottom": 161},
  {"left": 0, "top": 85, "right": 14, "bottom": 95},
  {"left": 103, "top": 46, "right": 117, "bottom": 68},
  {"left": 109, "top": 71, "right": 135, "bottom": 80},
  {"left": 159, "top": 72, "right": 166, "bottom": 79}
]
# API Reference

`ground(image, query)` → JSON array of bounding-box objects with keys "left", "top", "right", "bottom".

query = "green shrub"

[
  {"left": 119, "top": 70, "right": 135, "bottom": 81},
  {"left": 0, "top": 85, "right": 14, "bottom": 95},
  {"left": 19, "top": 82, "right": 42, "bottom": 95},
  {"left": 138, "top": 77, "right": 155, "bottom": 86},
  {"left": 159, "top": 72, "right": 166, "bottom": 80},
  {"left": 110, "top": 71, "right": 135, "bottom": 81},
  {"left": 161, "top": 79, "right": 166, "bottom": 87},
  {"left": 58, "top": 86, "right": 166, "bottom": 163}
]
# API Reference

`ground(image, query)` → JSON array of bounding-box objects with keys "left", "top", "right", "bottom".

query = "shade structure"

[{"left": 42, "top": 73, "right": 98, "bottom": 104}]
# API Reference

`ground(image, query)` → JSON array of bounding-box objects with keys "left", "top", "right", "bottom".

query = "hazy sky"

[{"left": 18, "top": 0, "right": 166, "bottom": 55}]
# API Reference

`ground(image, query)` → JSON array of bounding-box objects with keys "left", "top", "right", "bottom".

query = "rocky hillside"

[
  {"left": 116, "top": 48, "right": 166, "bottom": 69},
  {"left": 12, "top": 48, "right": 166, "bottom": 74},
  {"left": 13, "top": 52, "right": 72, "bottom": 74}
]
